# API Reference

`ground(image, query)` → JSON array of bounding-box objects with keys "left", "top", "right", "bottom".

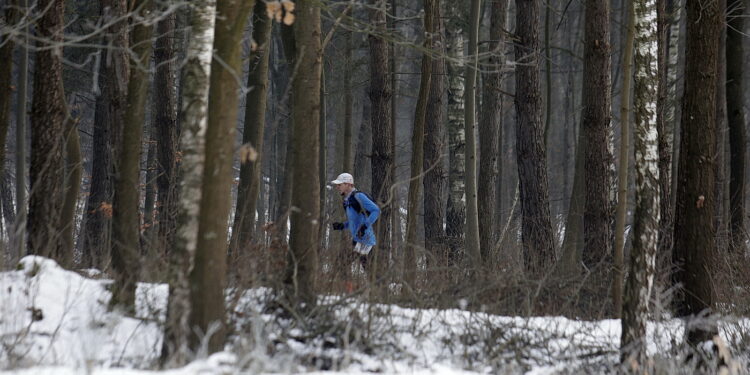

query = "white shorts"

[{"left": 353, "top": 243, "right": 373, "bottom": 255}]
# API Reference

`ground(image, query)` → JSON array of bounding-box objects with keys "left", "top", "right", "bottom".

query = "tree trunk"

[
  {"left": 714, "top": 2, "right": 728, "bottom": 251},
  {"left": 657, "top": 0, "right": 680, "bottom": 284},
  {"left": 1, "top": 174, "right": 15, "bottom": 243},
  {"left": 342, "top": 19, "right": 354, "bottom": 173},
  {"left": 61, "top": 113, "right": 82, "bottom": 266},
  {"left": 230, "top": 0, "right": 273, "bottom": 256},
  {"left": 153, "top": 8, "right": 178, "bottom": 257},
  {"left": 190, "top": 0, "right": 253, "bottom": 354},
  {"left": 13, "top": 0, "right": 29, "bottom": 262},
  {"left": 423, "top": 3, "right": 446, "bottom": 266},
  {"left": 284, "top": 0, "right": 322, "bottom": 308},
  {"left": 621, "top": 0, "right": 659, "bottom": 364},
  {"left": 82, "top": 0, "right": 129, "bottom": 268},
  {"left": 28, "top": 0, "right": 66, "bottom": 260},
  {"left": 111, "top": 0, "right": 154, "bottom": 311},
  {"left": 582, "top": 0, "right": 613, "bottom": 271},
  {"left": 446, "top": 26, "right": 465, "bottom": 254},
  {"left": 404, "top": 0, "right": 434, "bottom": 287},
  {"left": 463, "top": 0, "right": 482, "bottom": 271},
  {"left": 142, "top": 127, "right": 157, "bottom": 252},
  {"left": 672, "top": 0, "right": 720, "bottom": 345},
  {"left": 515, "top": 0, "right": 556, "bottom": 275},
  {"left": 479, "top": 0, "right": 507, "bottom": 264},
  {"left": 727, "top": 0, "right": 746, "bottom": 251},
  {"left": 613, "top": 0, "right": 635, "bottom": 318},
  {"left": 161, "top": 0, "right": 215, "bottom": 366},
  {"left": 369, "top": 0, "right": 393, "bottom": 281},
  {"left": 0, "top": 5, "right": 14, "bottom": 196}
]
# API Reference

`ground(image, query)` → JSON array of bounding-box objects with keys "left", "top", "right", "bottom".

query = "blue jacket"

[{"left": 342, "top": 190, "right": 380, "bottom": 246}]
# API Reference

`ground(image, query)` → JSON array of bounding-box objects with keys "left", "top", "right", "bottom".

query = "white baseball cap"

[{"left": 331, "top": 172, "right": 354, "bottom": 185}]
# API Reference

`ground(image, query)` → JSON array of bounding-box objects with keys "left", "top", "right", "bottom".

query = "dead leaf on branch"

[
  {"left": 265, "top": 0, "right": 295, "bottom": 25},
  {"left": 239, "top": 143, "right": 258, "bottom": 164}
]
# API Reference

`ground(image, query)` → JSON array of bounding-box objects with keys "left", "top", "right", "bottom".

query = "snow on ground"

[{"left": 1, "top": 256, "right": 748, "bottom": 374}]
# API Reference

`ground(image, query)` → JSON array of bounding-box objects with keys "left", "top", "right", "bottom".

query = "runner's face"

[{"left": 335, "top": 183, "right": 351, "bottom": 195}]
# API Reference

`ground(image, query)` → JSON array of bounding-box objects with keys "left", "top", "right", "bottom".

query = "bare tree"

[
  {"left": 581, "top": 0, "right": 612, "bottom": 270},
  {"left": 613, "top": 0, "right": 635, "bottom": 316},
  {"left": 368, "top": 0, "right": 393, "bottom": 279},
  {"left": 111, "top": 0, "right": 154, "bottom": 311},
  {"left": 673, "top": 0, "right": 720, "bottom": 346},
  {"left": 82, "top": 0, "right": 129, "bottom": 268},
  {"left": 162, "top": 0, "right": 216, "bottom": 366},
  {"left": 284, "top": 0, "right": 322, "bottom": 308},
  {"left": 621, "top": 0, "right": 659, "bottom": 365},
  {"left": 463, "top": 0, "right": 482, "bottom": 270},
  {"left": 190, "top": 0, "right": 253, "bottom": 355},
  {"left": 445, "top": 19, "right": 465, "bottom": 255},
  {"left": 153, "top": 6, "right": 178, "bottom": 256},
  {"left": 423, "top": 2, "right": 446, "bottom": 269},
  {"left": 478, "top": 0, "right": 507, "bottom": 264},
  {"left": 726, "top": 0, "right": 746, "bottom": 251},
  {"left": 514, "top": 0, "right": 555, "bottom": 275},
  {"left": 28, "top": 0, "right": 66, "bottom": 260},
  {"left": 404, "top": 0, "right": 434, "bottom": 287},
  {"left": 231, "top": 0, "right": 273, "bottom": 256}
]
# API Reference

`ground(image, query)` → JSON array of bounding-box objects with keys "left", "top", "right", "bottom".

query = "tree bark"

[
  {"left": 284, "top": 0, "right": 322, "bottom": 308},
  {"left": 514, "top": 0, "right": 556, "bottom": 275},
  {"left": 672, "top": 0, "right": 720, "bottom": 345},
  {"left": 446, "top": 26, "right": 466, "bottom": 254},
  {"left": 404, "top": 0, "right": 434, "bottom": 287},
  {"left": 111, "top": 0, "right": 154, "bottom": 311},
  {"left": 61, "top": 113, "right": 82, "bottom": 266},
  {"left": 82, "top": 0, "right": 129, "bottom": 268},
  {"left": 621, "top": 0, "right": 659, "bottom": 364},
  {"left": 28, "top": 0, "right": 66, "bottom": 261},
  {"left": 190, "top": 0, "right": 253, "bottom": 353},
  {"left": 581, "top": 0, "right": 612, "bottom": 272},
  {"left": 463, "top": 0, "right": 482, "bottom": 271},
  {"left": 479, "top": 0, "right": 507, "bottom": 264},
  {"left": 423, "top": 3, "right": 446, "bottom": 266},
  {"left": 231, "top": 0, "right": 273, "bottom": 256},
  {"left": 368, "top": 0, "right": 393, "bottom": 280},
  {"left": 13, "top": 0, "right": 29, "bottom": 263},
  {"left": 613, "top": 0, "right": 636, "bottom": 318},
  {"left": 153, "top": 8, "right": 178, "bottom": 257},
  {"left": 726, "top": 0, "right": 746, "bottom": 251},
  {"left": 161, "top": 0, "right": 215, "bottom": 366}
]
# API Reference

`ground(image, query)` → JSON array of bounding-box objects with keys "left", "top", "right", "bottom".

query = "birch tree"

[
  {"left": 162, "top": 0, "right": 216, "bottom": 366},
  {"left": 621, "top": 0, "right": 659, "bottom": 366},
  {"left": 161, "top": 0, "right": 215, "bottom": 365},
  {"left": 445, "top": 25, "right": 465, "bottom": 256}
]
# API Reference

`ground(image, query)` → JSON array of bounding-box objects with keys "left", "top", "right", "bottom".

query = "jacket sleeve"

[{"left": 355, "top": 193, "right": 380, "bottom": 226}]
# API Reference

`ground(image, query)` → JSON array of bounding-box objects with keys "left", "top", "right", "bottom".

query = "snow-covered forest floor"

[{"left": 1, "top": 256, "right": 749, "bottom": 374}]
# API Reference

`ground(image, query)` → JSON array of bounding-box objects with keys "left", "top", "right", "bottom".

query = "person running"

[{"left": 330, "top": 172, "right": 380, "bottom": 270}]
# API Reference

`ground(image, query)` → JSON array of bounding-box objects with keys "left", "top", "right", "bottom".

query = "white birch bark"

[
  {"left": 162, "top": 0, "right": 215, "bottom": 366},
  {"left": 621, "top": 0, "right": 660, "bottom": 367}
]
